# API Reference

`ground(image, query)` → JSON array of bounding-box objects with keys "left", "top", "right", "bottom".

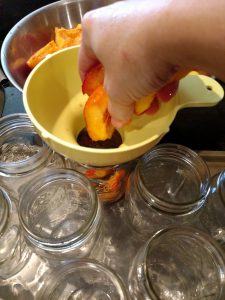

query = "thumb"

[{"left": 78, "top": 43, "right": 99, "bottom": 81}]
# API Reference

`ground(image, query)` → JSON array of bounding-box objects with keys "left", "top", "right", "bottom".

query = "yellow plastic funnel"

[{"left": 23, "top": 46, "right": 224, "bottom": 166}]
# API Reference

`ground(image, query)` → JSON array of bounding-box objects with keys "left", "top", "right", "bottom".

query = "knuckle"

[{"left": 82, "top": 11, "right": 95, "bottom": 30}]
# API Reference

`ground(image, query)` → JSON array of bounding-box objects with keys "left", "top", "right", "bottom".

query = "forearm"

[{"left": 158, "top": 0, "right": 225, "bottom": 80}]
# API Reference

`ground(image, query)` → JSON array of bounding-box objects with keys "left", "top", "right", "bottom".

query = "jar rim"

[
  {"left": 0, "top": 113, "right": 52, "bottom": 175},
  {"left": 218, "top": 171, "right": 225, "bottom": 206},
  {"left": 136, "top": 143, "right": 210, "bottom": 214},
  {"left": 0, "top": 188, "right": 11, "bottom": 235},
  {"left": 38, "top": 259, "right": 128, "bottom": 300},
  {"left": 142, "top": 226, "right": 225, "bottom": 299},
  {"left": 19, "top": 168, "right": 100, "bottom": 248},
  {"left": 78, "top": 159, "right": 133, "bottom": 169}
]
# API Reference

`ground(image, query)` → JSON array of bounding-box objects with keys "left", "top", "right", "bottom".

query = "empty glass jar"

[
  {"left": 0, "top": 114, "right": 65, "bottom": 200},
  {"left": 200, "top": 170, "right": 225, "bottom": 241},
  {"left": 38, "top": 259, "right": 129, "bottom": 300},
  {"left": 0, "top": 187, "right": 31, "bottom": 279},
  {"left": 65, "top": 159, "right": 134, "bottom": 203},
  {"left": 19, "top": 168, "right": 102, "bottom": 261},
  {"left": 125, "top": 144, "right": 210, "bottom": 238},
  {"left": 128, "top": 226, "right": 225, "bottom": 300}
]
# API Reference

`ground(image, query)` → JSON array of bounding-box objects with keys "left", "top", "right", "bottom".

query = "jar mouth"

[
  {"left": 0, "top": 114, "right": 51, "bottom": 175},
  {"left": 218, "top": 171, "right": 225, "bottom": 206},
  {"left": 19, "top": 169, "right": 100, "bottom": 248},
  {"left": 142, "top": 227, "right": 225, "bottom": 300},
  {"left": 0, "top": 188, "right": 11, "bottom": 235},
  {"left": 38, "top": 259, "right": 128, "bottom": 300},
  {"left": 77, "top": 163, "right": 120, "bottom": 182},
  {"left": 75, "top": 161, "right": 133, "bottom": 178},
  {"left": 136, "top": 143, "right": 210, "bottom": 214}
]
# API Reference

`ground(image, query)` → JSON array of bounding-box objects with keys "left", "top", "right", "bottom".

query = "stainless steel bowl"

[{"left": 1, "top": 0, "right": 118, "bottom": 91}]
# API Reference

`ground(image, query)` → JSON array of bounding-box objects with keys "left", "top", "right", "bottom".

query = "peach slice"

[
  {"left": 26, "top": 40, "right": 59, "bottom": 69},
  {"left": 55, "top": 25, "right": 82, "bottom": 49},
  {"left": 84, "top": 168, "right": 113, "bottom": 179},
  {"left": 97, "top": 169, "right": 127, "bottom": 202},
  {"left": 84, "top": 85, "right": 115, "bottom": 141},
  {"left": 134, "top": 92, "right": 156, "bottom": 115},
  {"left": 26, "top": 25, "right": 82, "bottom": 68},
  {"left": 135, "top": 70, "right": 189, "bottom": 111},
  {"left": 82, "top": 64, "right": 104, "bottom": 96},
  {"left": 145, "top": 98, "right": 160, "bottom": 115},
  {"left": 157, "top": 81, "right": 179, "bottom": 102}
]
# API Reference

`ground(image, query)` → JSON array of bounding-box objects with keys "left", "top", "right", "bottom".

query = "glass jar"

[
  {"left": 200, "top": 170, "right": 225, "bottom": 241},
  {"left": 65, "top": 159, "right": 134, "bottom": 203},
  {"left": 0, "top": 187, "right": 31, "bottom": 279},
  {"left": 128, "top": 226, "right": 225, "bottom": 300},
  {"left": 125, "top": 144, "right": 210, "bottom": 238},
  {"left": 19, "top": 168, "right": 102, "bottom": 261},
  {"left": 38, "top": 259, "right": 129, "bottom": 300},
  {"left": 0, "top": 113, "right": 65, "bottom": 200}
]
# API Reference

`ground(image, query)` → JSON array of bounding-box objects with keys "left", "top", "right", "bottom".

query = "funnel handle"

[{"left": 176, "top": 75, "right": 224, "bottom": 110}]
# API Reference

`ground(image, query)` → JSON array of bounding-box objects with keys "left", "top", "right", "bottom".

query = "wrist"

[{"left": 158, "top": 0, "right": 225, "bottom": 80}]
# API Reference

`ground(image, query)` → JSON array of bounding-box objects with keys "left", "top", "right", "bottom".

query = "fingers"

[
  {"left": 78, "top": 12, "right": 99, "bottom": 81},
  {"left": 108, "top": 98, "right": 134, "bottom": 128},
  {"left": 78, "top": 43, "right": 99, "bottom": 81},
  {"left": 111, "top": 118, "right": 129, "bottom": 129}
]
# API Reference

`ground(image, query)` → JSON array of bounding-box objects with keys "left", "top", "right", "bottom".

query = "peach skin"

[{"left": 84, "top": 85, "right": 114, "bottom": 141}]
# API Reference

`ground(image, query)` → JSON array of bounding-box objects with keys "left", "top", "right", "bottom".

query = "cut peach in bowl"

[{"left": 23, "top": 46, "right": 224, "bottom": 166}]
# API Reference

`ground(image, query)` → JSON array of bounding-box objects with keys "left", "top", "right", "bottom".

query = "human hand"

[
  {"left": 79, "top": 0, "right": 177, "bottom": 128},
  {"left": 79, "top": 0, "right": 225, "bottom": 128}
]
